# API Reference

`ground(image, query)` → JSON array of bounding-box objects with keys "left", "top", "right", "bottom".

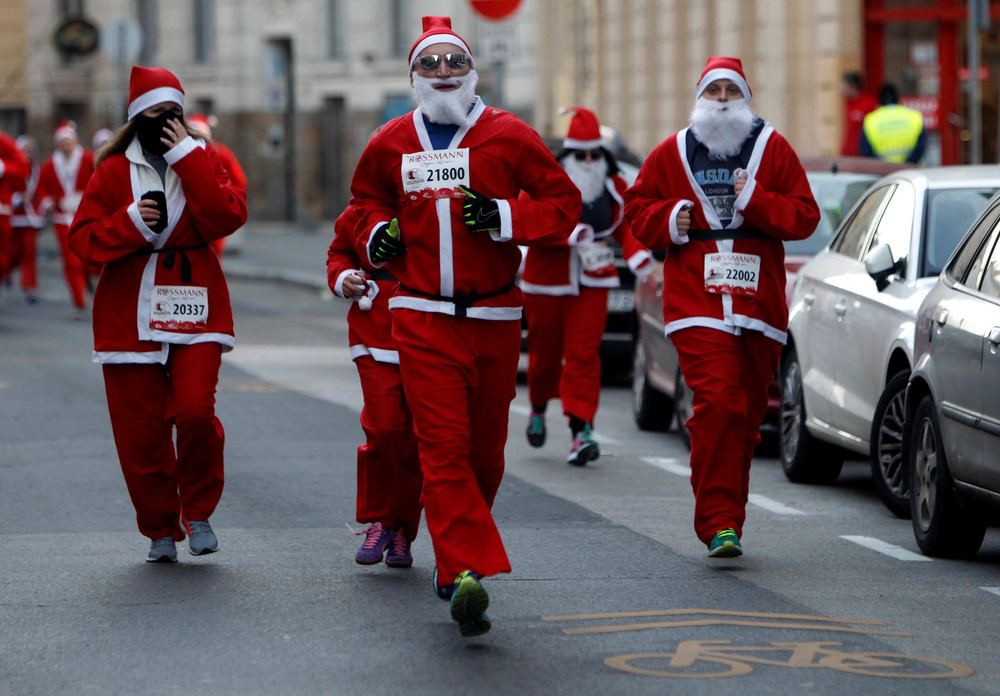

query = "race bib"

[
  {"left": 150, "top": 285, "right": 209, "bottom": 330},
  {"left": 402, "top": 148, "right": 470, "bottom": 201},
  {"left": 578, "top": 241, "right": 616, "bottom": 273},
  {"left": 704, "top": 253, "right": 761, "bottom": 297}
]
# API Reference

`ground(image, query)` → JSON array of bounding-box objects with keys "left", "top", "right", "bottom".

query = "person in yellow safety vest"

[{"left": 859, "top": 83, "right": 926, "bottom": 164}]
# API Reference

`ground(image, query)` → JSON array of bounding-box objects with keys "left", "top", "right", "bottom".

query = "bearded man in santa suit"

[
  {"left": 625, "top": 56, "right": 819, "bottom": 559},
  {"left": 350, "top": 15, "right": 580, "bottom": 638},
  {"left": 520, "top": 106, "right": 652, "bottom": 465},
  {"left": 35, "top": 121, "right": 97, "bottom": 315}
]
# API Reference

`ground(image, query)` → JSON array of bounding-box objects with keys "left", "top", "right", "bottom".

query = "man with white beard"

[
  {"left": 520, "top": 107, "right": 652, "bottom": 465},
  {"left": 625, "top": 57, "right": 819, "bottom": 559},
  {"left": 349, "top": 16, "right": 580, "bottom": 638}
]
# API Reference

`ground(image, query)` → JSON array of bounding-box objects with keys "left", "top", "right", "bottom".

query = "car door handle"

[
  {"left": 934, "top": 308, "right": 949, "bottom": 327},
  {"left": 834, "top": 301, "right": 848, "bottom": 317},
  {"left": 989, "top": 327, "right": 1000, "bottom": 352},
  {"left": 803, "top": 292, "right": 816, "bottom": 307}
]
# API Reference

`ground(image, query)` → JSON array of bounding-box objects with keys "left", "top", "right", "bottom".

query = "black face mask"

[{"left": 133, "top": 112, "right": 175, "bottom": 156}]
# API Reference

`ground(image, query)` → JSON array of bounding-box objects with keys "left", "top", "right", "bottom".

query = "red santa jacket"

[
  {"left": 214, "top": 141, "right": 248, "bottom": 192},
  {"left": 0, "top": 132, "right": 30, "bottom": 218},
  {"left": 11, "top": 162, "right": 41, "bottom": 229},
  {"left": 520, "top": 172, "right": 652, "bottom": 295},
  {"left": 36, "top": 146, "right": 95, "bottom": 226},
  {"left": 326, "top": 204, "right": 398, "bottom": 364},
  {"left": 351, "top": 98, "right": 581, "bottom": 321},
  {"left": 625, "top": 123, "right": 819, "bottom": 343},
  {"left": 67, "top": 136, "right": 247, "bottom": 362}
]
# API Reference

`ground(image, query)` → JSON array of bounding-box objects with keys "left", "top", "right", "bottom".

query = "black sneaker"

[{"left": 526, "top": 410, "right": 546, "bottom": 447}]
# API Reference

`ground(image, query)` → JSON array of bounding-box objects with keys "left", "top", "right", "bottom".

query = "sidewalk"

[{"left": 222, "top": 219, "right": 335, "bottom": 291}]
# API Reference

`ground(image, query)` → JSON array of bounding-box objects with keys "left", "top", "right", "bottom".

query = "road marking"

[
  {"left": 509, "top": 404, "right": 621, "bottom": 445},
  {"left": 840, "top": 535, "right": 932, "bottom": 561},
  {"left": 747, "top": 493, "right": 807, "bottom": 516},
  {"left": 981, "top": 587, "right": 1000, "bottom": 597},
  {"left": 641, "top": 456, "right": 691, "bottom": 477}
]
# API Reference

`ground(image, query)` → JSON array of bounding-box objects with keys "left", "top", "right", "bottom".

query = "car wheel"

[
  {"left": 870, "top": 371, "right": 911, "bottom": 518},
  {"left": 673, "top": 366, "right": 692, "bottom": 450},
  {"left": 909, "top": 395, "right": 986, "bottom": 558},
  {"left": 631, "top": 338, "right": 673, "bottom": 431},
  {"left": 779, "top": 346, "right": 843, "bottom": 483}
]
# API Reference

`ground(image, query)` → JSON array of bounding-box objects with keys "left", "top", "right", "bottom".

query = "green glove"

[
  {"left": 371, "top": 218, "right": 405, "bottom": 262},
  {"left": 459, "top": 186, "right": 501, "bottom": 233}
]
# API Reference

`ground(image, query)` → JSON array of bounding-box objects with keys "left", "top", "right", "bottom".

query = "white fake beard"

[
  {"left": 689, "top": 97, "right": 756, "bottom": 160},
  {"left": 412, "top": 70, "right": 479, "bottom": 127},
  {"left": 561, "top": 154, "right": 608, "bottom": 204}
]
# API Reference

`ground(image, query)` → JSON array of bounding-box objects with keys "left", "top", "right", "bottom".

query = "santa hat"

[
  {"left": 127, "top": 66, "right": 185, "bottom": 121},
  {"left": 187, "top": 113, "right": 211, "bottom": 135},
  {"left": 696, "top": 56, "right": 752, "bottom": 103},
  {"left": 408, "top": 16, "right": 473, "bottom": 70},
  {"left": 560, "top": 106, "right": 603, "bottom": 150},
  {"left": 92, "top": 128, "right": 113, "bottom": 149},
  {"left": 53, "top": 120, "right": 77, "bottom": 145}
]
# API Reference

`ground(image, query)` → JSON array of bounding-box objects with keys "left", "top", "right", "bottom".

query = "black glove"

[
  {"left": 370, "top": 218, "right": 405, "bottom": 262},
  {"left": 459, "top": 186, "right": 501, "bottom": 233}
]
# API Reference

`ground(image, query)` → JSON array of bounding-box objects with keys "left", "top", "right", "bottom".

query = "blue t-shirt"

[{"left": 686, "top": 119, "right": 764, "bottom": 226}]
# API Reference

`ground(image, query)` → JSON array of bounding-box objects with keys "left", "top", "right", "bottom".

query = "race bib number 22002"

[
  {"left": 704, "top": 253, "right": 761, "bottom": 297},
  {"left": 402, "top": 148, "right": 470, "bottom": 201}
]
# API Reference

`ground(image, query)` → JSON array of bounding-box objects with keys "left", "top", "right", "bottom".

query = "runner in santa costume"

[
  {"left": 35, "top": 121, "right": 97, "bottom": 315},
  {"left": 187, "top": 113, "right": 247, "bottom": 258},
  {"left": 7, "top": 135, "right": 42, "bottom": 303},
  {"left": 350, "top": 16, "right": 580, "bottom": 637},
  {"left": 625, "top": 57, "right": 819, "bottom": 558},
  {"left": 326, "top": 200, "right": 422, "bottom": 568},
  {"left": 521, "top": 106, "right": 653, "bottom": 465},
  {"left": 0, "top": 127, "right": 30, "bottom": 298},
  {"left": 67, "top": 66, "right": 248, "bottom": 563}
]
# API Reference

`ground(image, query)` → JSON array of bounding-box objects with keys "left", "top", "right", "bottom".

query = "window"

[
  {"left": 58, "top": 0, "right": 84, "bottom": 17},
  {"left": 975, "top": 230, "right": 1000, "bottom": 299},
  {"left": 327, "top": 0, "right": 344, "bottom": 59},
  {"left": 136, "top": 0, "right": 158, "bottom": 63},
  {"left": 921, "top": 188, "right": 998, "bottom": 278},
  {"left": 867, "top": 182, "right": 915, "bottom": 274},
  {"left": 831, "top": 184, "right": 893, "bottom": 261},
  {"left": 390, "top": 0, "right": 409, "bottom": 58},
  {"left": 194, "top": 0, "right": 216, "bottom": 63},
  {"left": 948, "top": 201, "right": 1000, "bottom": 286}
]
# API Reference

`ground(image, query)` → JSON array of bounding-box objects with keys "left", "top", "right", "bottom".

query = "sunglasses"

[
  {"left": 574, "top": 149, "right": 603, "bottom": 161},
  {"left": 415, "top": 53, "right": 471, "bottom": 71}
]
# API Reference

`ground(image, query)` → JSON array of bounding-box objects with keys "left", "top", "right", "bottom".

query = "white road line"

[
  {"left": 981, "top": 587, "right": 1000, "bottom": 597},
  {"left": 840, "top": 535, "right": 932, "bottom": 562},
  {"left": 747, "top": 493, "right": 807, "bottom": 516},
  {"left": 509, "top": 404, "right": 621, "bottom": 445},
  {"left": 641, "top": 456, "right": 691, "bottom": 477}
]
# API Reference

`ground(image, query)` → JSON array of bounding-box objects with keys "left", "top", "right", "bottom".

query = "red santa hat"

[
  {"left": 53, "top": 120, "right": 78, "bottom": 145},
  {"left": 127, "top": 66, "right": 185, "bottom": 121},
  {"left": 408, "top": 16, "right": 473, "bottom": 71},
  {"left": 560, "top": 106, "right": 603, "bottom": 150},
  {"left": 696, "top": 56, "right": 752, "bottom": 103},
  {"left": 187, "top": 113, "right": 211, "bottom": 135}
]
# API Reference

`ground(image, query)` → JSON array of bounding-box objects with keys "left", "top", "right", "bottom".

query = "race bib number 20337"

[
  {"left": 402, "top": 148, "right": 470, "bottom": 201},
  {"left": 150, "top": 285, "right": 209, "bottom": 330}
]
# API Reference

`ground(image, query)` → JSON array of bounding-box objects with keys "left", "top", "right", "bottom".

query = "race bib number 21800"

[{"left": 402, "top": 148, "right": 470, "bottom": 201}]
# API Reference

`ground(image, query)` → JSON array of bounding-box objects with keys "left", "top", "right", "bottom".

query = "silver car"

[
  {"left": 905, "top": 190, "right": 1000, "bottom": 557},
  {"left": 781, "top": 166, "right": 1000, "bottom": 518}
]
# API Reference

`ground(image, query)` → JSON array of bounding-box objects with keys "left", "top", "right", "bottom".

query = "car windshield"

[
  {"left": 922, "top": 187, "right": 999, "bottom": 277},
  {"left": 784, "top": 172, "right": 879, "bottom": 256}
]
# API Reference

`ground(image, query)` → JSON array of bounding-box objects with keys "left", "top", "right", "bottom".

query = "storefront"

[{"left": 865, "top": 0, "right": 1000, "bottom": 165}]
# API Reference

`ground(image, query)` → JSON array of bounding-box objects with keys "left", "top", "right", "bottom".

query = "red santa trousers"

[
  {"left": 524, "top": 287, "right": 608, "bottom": 424},
  {"left": 9, "top": 224, "right": 38, "bottom": 291},
  {"left": 670, "top": 326, "right": 781, "bottom": 545},
  {"left": 54, "top": 222, "right": 90, "bottom": 309},
  {"left": 101, "top": 342, "right": 226, "bottom": 541},
  {"left": 392, "top": 309, "right": 518, "bottom": 585},
  {"left": 354, "top": 355, "right": 423, "bottom": 538}
]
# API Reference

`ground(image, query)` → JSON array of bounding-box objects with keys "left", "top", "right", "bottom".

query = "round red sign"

[{"left": 469, "top": 0, "right": 522, "bottom": 21}]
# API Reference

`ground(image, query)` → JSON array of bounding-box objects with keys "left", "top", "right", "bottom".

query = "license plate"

[{"left": 607, "top": 290, "right": 633, "bottom": 312}]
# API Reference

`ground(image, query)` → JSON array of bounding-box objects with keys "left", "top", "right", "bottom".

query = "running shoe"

[
  {"left": 184, "top": 519, "right": 219, "bottom": 556},
  {"left": 449, "top": 570, "right": 491, "bottom": 637},
  {"left": 567, "top": 424, "right": 600, "bottom": 466},
  {"left": 708, "top": 528, "right": 743, "bottom": 558},
  {"left": 353, "top": 522, "right": 393, "bottom": 565},
  {"left": 432, "top": 567, "right": 454, "bottom": 602},
  {"left": 385, "top": 526, "right": 413, "bottom": 568},
  {"left": 146, "top": 536, "right": 178, "bottom": 563},
  {"left": 526, "top": 410, "right": 546, "bottom": 448}
]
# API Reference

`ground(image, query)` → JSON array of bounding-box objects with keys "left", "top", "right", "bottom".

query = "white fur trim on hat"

[
  {"left": 696, "top": 69, "right": 751, "bottom": 103},
  {"left": 563, "top": 137, "right": 604, "bottom": 150},
  {"left": 409, "top": 35, "right": 472, "bottom": 69},
  {"left": 127, "top": 87, "right": 185, "bottom": 121}
]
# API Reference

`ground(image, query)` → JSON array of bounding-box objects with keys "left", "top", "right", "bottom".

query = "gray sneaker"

[
  {"left": 146, "top": 536, "right": 178, "bottom": 563},
  {"left": 184, "top": 519, "right": 219, "bottom": 556}
]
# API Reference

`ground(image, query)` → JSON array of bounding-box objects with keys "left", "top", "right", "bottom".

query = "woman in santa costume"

[
  {"left": 326, "top": 200, "right": 423, "bottom": 569},
  {"left": 35, "top": 121, "right": 97, "bottom": 316},
  {"left": 350, "top": 16, "right": 580, "bottom": 637},
  {"left": 7, "top": 135, "right": 42, "bottom": 303},
  {"left": 67, "top": 66, "right": 247, "bottom": 563},
  {"left": 625, "top": 57, "right": 819, "bottom": 558},
  {"left": 521, "top": 106, "right": 653, "bottom": 465}
]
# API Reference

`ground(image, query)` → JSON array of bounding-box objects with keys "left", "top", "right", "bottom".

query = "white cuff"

[
  {"left": 163, "top": 136, "right": 200, "bottom": 165},
  {"left": 669, "top": 200, "right": 694, "bottom": 245},
  {"left": 489, "top": 199, "right": 513, "bottom": 242},
  {"left": 128, "top": 201, "right": 159, "bottom": 243},
  {"left": 568, "top": 223, "right": 596, "bottom": 247},
  {"left": 628, "top": 250, "right": 655, "bottom": 276}
]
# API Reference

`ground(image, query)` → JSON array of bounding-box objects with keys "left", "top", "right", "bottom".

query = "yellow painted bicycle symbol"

[{"left": 605, "top": 639, "right": 974, "bottom": 679}]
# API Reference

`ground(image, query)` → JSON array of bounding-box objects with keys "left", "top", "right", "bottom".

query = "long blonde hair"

[{"left": 95, "top": 117, "right": 208, "bottom": 166}]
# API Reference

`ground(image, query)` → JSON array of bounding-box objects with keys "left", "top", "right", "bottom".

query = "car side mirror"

[{"left": 865, "top": 243, "right": 902, "bottom": 291}]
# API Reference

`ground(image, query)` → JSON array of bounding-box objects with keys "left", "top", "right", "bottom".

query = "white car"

[{"left": 780, "top": 166, "right": 1000, "bottom": 517}]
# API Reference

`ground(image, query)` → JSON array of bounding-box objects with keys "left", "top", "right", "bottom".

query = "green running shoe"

[
  {"left": 449, "top": 570, "right": 491, "bottom": 637},
  {"left": 526, "top": 410, "right": 546, "bottom": 448},
  {"left": 708, "top": 528, "right": 743, "bottom": 558}
]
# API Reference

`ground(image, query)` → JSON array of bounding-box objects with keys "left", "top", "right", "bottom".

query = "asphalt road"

[{"left": 1, "top": 241, "right": 998, "bottom": 696}]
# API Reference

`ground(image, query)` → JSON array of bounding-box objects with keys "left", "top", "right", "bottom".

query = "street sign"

[
  {"left": 477, "top": 22, "right": 516, "bottom": 62},
  {"left": 53, "top": 17, "right": 100, "bottom": 57},
  {"left": 101, "top": 18, "right": 143, "bottom": 65},
  {"left": 469, "top": 0, "right": 522, "bottom": 21}
]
